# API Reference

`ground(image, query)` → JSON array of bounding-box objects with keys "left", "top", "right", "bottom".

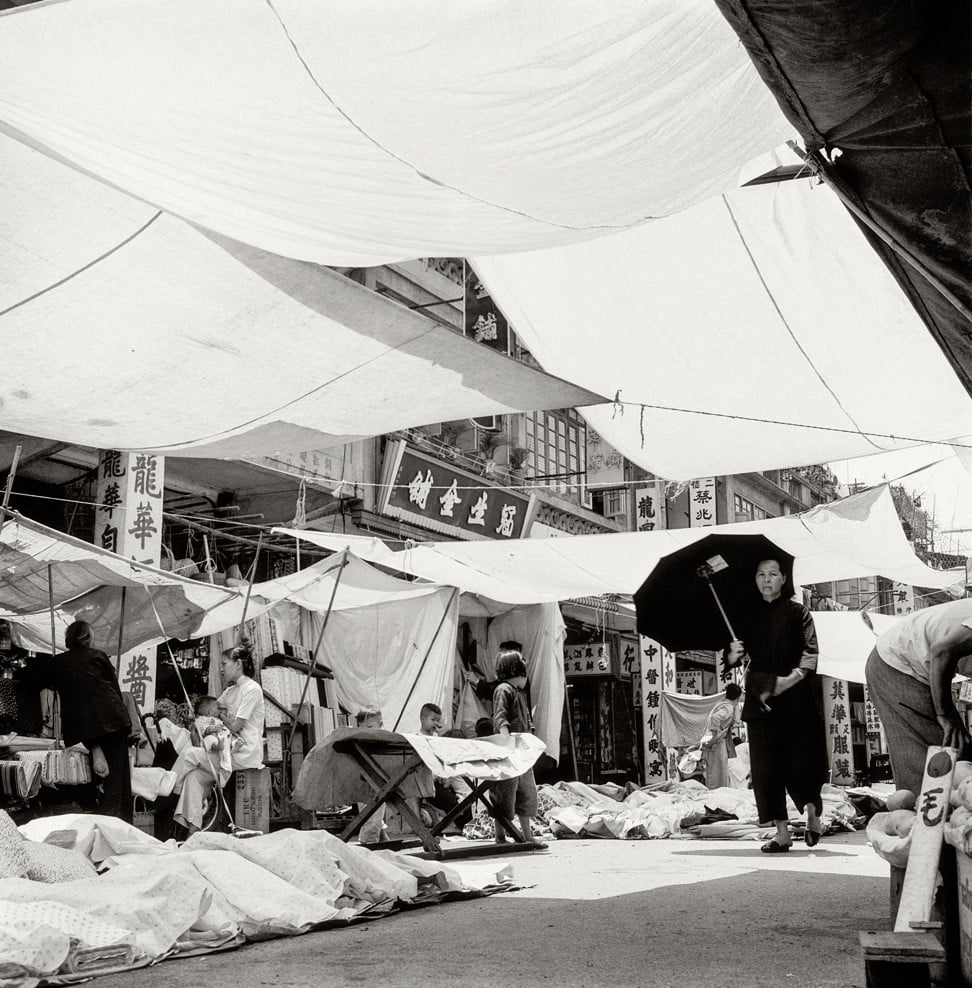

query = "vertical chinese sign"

[
  {"left": 639, "top": 636, "right": 676, "bottom": 781},
  {"left": 633, "top": 482, "right": 667, "bottom": 533},
  {"left": 464, "top": 263, "right": 510, "bottom": 355},
  {"left": 688, "top": 477, "right": 717, "bottom": 527},
  {"left": 715, "top": 648, "right": 747, "bottom": 742},
  {"left": 822, "top": 675, "right": 855, "bottom": 785},
  {"left": 891, "top": 582, "right": 915, "bottom": 616},
  {"left": 95, "top": 451, "right": 165, "bottom": 715},
  {"left": 863, "top": 685, "right": 885, "bottom": 759}
]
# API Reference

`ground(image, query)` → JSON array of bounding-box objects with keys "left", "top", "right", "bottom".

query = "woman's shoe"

[
  {"left": 760, "top": 840, "right": 790, "bottom": 853},
  {"left": 805, "top": 826, "right": 823, "bottom": 847}
]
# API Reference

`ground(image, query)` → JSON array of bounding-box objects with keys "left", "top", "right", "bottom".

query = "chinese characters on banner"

[
  {"left": 618, "top": 637, "right": 637, "bottom": 682},
  {"left": 464, "top": 263, "right": 510, "bottom": 354},
  {"left": 715, "top": 649, "right": 747, "bottom": 742},
  {"left": 675, "top": 670, "right": 703, "bottom": 695},
  {"left": 95, "top": 450, "right": 165, "bottom": 714},
  {"left": 639, "top": 636, "right": 676, "bottom": 781},
  {"left": 563, "top": 642, "right": 613, "bottom": 677},
  {"left": 688, "top": 477, "right": 717, "bottom": 527},
  {"left": 863, "top": 685, "right": 886, "bottom": 758},
  {"left": 891, "top": 582, "right": 915, "bottom": 616},
  {"left": 822, "top": 676, "right": 855, "bottom": 784},
  {"left": 380, "top": 442, "right": 535, "bottom": 540},
  {"left": 633, "top": 482, "right": 667, "bottom": 533}
]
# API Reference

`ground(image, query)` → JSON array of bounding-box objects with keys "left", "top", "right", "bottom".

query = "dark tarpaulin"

[{"left": 716, "top": 0, "right": 972, "bottom": 395}]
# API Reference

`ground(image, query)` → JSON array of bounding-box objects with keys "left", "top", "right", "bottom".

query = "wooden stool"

[{"left": 859, "top": 930, "right": 945, "bottom": 987}]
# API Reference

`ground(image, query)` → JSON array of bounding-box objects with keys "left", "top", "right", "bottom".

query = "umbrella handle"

[{"left": 704, "top": 579, "right": 737, "bottom": 641}]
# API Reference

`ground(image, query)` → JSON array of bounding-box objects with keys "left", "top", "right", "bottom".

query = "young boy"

[
  {"left": 490, "top": 649, "right": 545, "bottom": 847},
  {"left": 419, "top": 702, "right": 443, "bottom": 737},
  {"left": 355, "top": 707, "right": 388, "bottom": 844}
]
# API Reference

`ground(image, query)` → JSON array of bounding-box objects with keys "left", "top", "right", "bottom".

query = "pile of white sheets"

[{"left": 0, "top": 814, "right": 514, "bottom": 986}]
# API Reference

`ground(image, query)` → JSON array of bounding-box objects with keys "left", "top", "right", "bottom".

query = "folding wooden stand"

[
  {"left": 334, "top": 736, "right": 544, "bottom": 860},
  {"left": 859, "top": 745, "right": 955, "bottom": 987}
]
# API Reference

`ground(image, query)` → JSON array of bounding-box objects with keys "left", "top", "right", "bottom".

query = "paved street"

[{"left": 98, "top": 831, "right": 889, "bottom": 988}]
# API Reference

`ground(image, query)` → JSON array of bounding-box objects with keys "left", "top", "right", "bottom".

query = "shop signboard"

[
  {"left": 638, "top": 636, "right": 676, "bottom": 781},
  {"left": 96, "top": 450, "right": 164, "bottom": 715},
  {"left": 243, "top": 449, "right": 356, "bottom": 493},
  {"left": 564, "top": 641, "right": 614, "bottom": 678},
  {"left": 464, "top": 262, "right": 510, "bottom": 355},
  {"left": 823, "top": 676, "right": 855, "bottom": 785},
  {"left": 379, "top": 440, "right": 536, "bottom": 540},
  {"left": 634, "top": 482, "right": 667, "bottom": 533},
  {"left": 676, "top": 670, "right": 703, "bottom": 695},
  {"left": 688, "top": 477, "right": 717, "bottom": 527},
  {"left": 714, "top": 648, "right": 746, "bottom": 741},
  {"left": 618, "top": 637, "right": 638, "bottom": 682},
  {"left": 891, "top": 581, "right": 915, "bottom": 616}
]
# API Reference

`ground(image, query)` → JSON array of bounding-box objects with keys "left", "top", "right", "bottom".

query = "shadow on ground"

[{"left": 96, "top": 869, "right": 888, "bottom": 988}]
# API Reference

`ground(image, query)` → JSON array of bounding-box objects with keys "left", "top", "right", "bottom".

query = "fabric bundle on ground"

[
  {"left": 462, "top": 780, "right": 860, "bottom": 841},
  {"left": 1, "top": 813, "right": 516, "bottom": 985}
]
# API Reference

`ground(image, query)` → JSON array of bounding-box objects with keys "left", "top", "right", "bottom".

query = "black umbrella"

[{"left": 633, "top": 533, "right": 795, "bottom": 652}]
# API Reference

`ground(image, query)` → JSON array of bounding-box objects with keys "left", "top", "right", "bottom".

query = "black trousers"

[{"left": 96, "top": 729, "right": 133, "bottom": 824}]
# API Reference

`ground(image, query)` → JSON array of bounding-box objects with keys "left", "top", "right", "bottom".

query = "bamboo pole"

[
  {"left": 0, "top": 445, "right": 22, "bottom": 528},
  {"left": 286, "top": 550, "right": 350, "bottom": 753},
  {"left": 392, "top": 587, "right": 459, "bottom": 732}
]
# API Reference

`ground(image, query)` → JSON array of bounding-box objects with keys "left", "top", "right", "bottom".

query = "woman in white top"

[
  {"left": 172, "top": 642, "right": 265, "bottom": 834},
  {"left": 218, "top": 643, "right": 266, "bottom": 772}
]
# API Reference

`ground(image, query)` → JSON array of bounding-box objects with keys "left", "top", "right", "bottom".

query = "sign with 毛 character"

[
  {"left": 95, "top": 450, "right": 165, "bottom": 715},
  {"left": 379, "top": 441, "right": 536, "bottom": 540}
]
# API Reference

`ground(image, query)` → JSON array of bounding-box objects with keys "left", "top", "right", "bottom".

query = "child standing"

[
  {"left": 490, "top": 649, "right": 545, "bottom": 847},
  {"left": 355, "top": 707, "right": 388, "bottom": 844}
]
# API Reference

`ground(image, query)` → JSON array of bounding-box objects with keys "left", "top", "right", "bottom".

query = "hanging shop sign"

[
  {"left": 618, "top": 636, "right": 638, "bottom": 682},
  {"left": 464, "top": 262, "right": 510, "bottom": 355},
  {"left": 243, "top": 449, "right": 357, "bottom": 494},
  {"left": 688, "top": 477, "right": 717, "bottom": 527},
  {"left": 95, "top": 450, "right": 165, "bottom": 715},
  {"left": 634, "top": 482, "right": 668, "bottom": 533},
  {"left": 378, "top": 440, "right": 536, "bottom": 540},
  {"left": 676, "top": 670, "right": 703, "bottom": 695},
  {"left": 823, "top": 676, "right": 855, "bottom": 785},
  {"left": 890, "top": 581, "right": 915, "bottom": 616},
  {"left": 564, "top": 641, "right": 615, "bottom": 678},
  {"left": 638, "top": 635, "right": 676, "bottom": 781}
]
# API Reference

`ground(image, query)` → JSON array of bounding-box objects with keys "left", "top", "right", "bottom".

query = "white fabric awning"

[
  {"left": 0, "top": 0, "right": 791, "bottom": 265},
  {"left": 472, "top": 178, "right": 972, "bottom": 479},
  {"left": 281, "top": 485, "right": 958, "bottom": 603},
  {"left": 0, "top": 515, "right": 451, "bottom": 653},
  {"left": 812, "top": 611, "right": 897, "bottom": 685},
  {"left": 0, "top": 131, "right": 601, "bottom": 456}
]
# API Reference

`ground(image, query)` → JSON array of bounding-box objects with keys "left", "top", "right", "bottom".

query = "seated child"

[
  {"left": 355, "top": 708, "right": 388, "bottom": 844},
  {"left": 475, "top": 717, "right": 495, "bottom": 738},
  {"left": 170, "top": 695, "right": 233, "bottom": 834}
]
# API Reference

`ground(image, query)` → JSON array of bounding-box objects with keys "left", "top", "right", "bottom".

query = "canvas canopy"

[
  {"left": 282, "top": 485, "right": 958, "bottom": 606},
  {"left": 0, "top": 132, "right": 600, "bottom": 458},
  {"left": 715, "top": 0, "right": 972, "bottom": 396},
  {"left": 472, "top": 176, "right": 972, "bottom": 479},
  {"left": 812, "top": 611, "right": 898, "bottom": 686},
  {"left": 0, "top": 0, "right": 790, "bottom": 265}
]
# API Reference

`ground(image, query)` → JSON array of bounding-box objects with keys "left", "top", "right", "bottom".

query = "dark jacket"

[
  {"left": 492, "top": 681, "right": 533, "bottom": 734},
  {"left": 33, "top": 646, "right": 131, "bottom": 747}
]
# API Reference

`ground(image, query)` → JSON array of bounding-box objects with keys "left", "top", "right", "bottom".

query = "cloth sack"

[{"left": 0, "top": 757, "right": 42, "bottom": 801}]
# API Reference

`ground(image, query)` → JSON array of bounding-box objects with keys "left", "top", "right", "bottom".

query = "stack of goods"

[{"left": 16, "top": 747, "right": 92, "bottom": 786}]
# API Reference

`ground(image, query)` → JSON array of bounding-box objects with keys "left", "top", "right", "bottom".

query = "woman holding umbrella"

[{"left": 727, "top": 558, "right": 828, "bottom": 852}]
